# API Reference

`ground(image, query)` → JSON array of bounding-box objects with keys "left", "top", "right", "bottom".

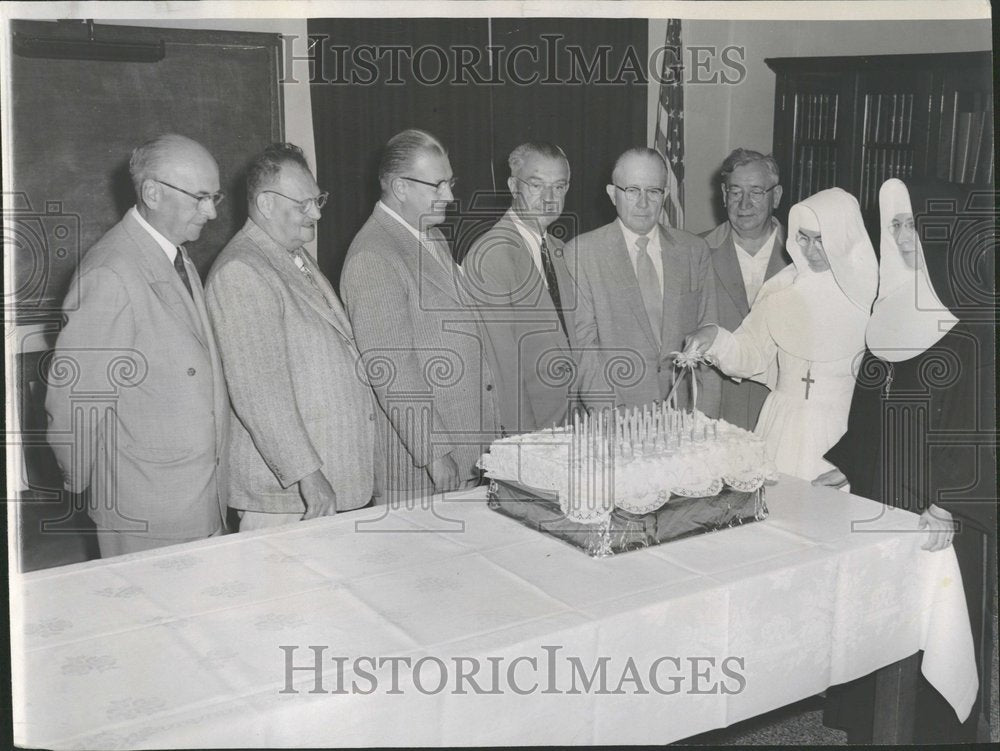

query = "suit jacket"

[
  {"left": 570, "top": 220, "right": 720, "bottom": 415},
  {"left": 341, "top": 204, "right": 500, "bottom": 497},
  {"left": 461, "top": 210, "right": 578, "bottom": 432},
  {"left": 205, "top": 219, "right": 378, "bottom": 514},
  {"left": 701, "top": 219, "right": 789, "bottom": 430},
  {"left": 45, "top": 211, "right": 228, "bottom": 539}
]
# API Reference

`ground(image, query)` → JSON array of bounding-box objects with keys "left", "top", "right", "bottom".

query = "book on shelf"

[
  {"left": 973, "top": 111, "right": 994, "bottom": 184},
  {"left": 936, "top": 91, "right": 958, "bottom": 181},
  {"left": 888, "top": 94, "right": 897, "bottom": 145},
  {"left": 904, "top": 93, "right": 913, "bottom": 144},
  {"left": 954, "top": 111, "right": 972, "bottom": 183},
  {"left": 804, "top": 145, "right": 814, "bottom": 195},
  {"left": 964, "top": 111, "right": 985, "bottom": 184}
]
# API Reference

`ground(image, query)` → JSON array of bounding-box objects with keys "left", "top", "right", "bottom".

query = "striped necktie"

[
  {"left": 635, "top": 235, "right": 661, "bottom": 344},
  {"left": 174, "top": 247, "right": 193, "bottom": 299}
]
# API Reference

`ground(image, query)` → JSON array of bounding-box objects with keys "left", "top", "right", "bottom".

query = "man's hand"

[
  {"left": 427, "top": 454, "right": 461, "bottom": 493},
  {"left": 683, "top": 325, "right": 719, "bottom": 357},
  {"left": 919, "top": 504, "right": 955, "bottom": 551},
  {"left": 812, "top": 468, "right": 849, "bottom": 488},
  {"left": 298, "top": 469, "right": 338, "bottom": 520}
]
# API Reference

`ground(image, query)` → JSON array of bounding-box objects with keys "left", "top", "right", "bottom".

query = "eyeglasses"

[
  {"left": 613, "top": 184, "right": 666, "bottom": 203},
  {"left": 515, "top": 177, "right": 570, "bottom": 197},
  {"left": 795, "top": 230, "right": 824, "bottom": 249},
  {"left": 261, "top": 190, "right": 330, "bottom": 213},
  {"left": 725, "top": 185, "right": 777, "bottom": 204},
  {"left": 156, "top": 179, "right": 226, "bottom": 208},
  {"left": 400, "top": 175, "right": 457, "bottom": 193}
]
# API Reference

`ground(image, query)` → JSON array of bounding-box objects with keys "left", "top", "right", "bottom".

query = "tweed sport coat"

[
  {"left": 45, "top": 210, "right": 229, "bottom": 539},
  {"left": 206, "top": 219, "right": 379, "bottom": 514},
  {"left": 341, "top": 204, "right": 500, "bottom": 497},
  {"left": 569, "top": 220, "right": 721, "bottom": 416},
  {"left": 700, "top": 219, "right": 789, "bottom": 430}
]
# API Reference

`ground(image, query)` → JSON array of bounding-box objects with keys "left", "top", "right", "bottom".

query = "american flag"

[{"left": 654, "top": 19, "right": 685, "bottom": 229}]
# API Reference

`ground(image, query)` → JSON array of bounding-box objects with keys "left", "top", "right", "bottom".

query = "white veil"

[{"left": 865, "top": 178, "right": 958, "bottom": 361}]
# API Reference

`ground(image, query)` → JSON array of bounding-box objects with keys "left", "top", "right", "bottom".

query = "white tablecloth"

[{"left": 12, "top": 476, "right": 977, "bottom": 748}]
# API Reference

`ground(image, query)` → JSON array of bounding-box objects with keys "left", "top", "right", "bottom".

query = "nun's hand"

[
  {"left": 683, "top": 325, "right": 719, "bottom": 357},
  {"left": 812, "top": 468, "right": 848, "bottom": 488},
  {"left": 919, "top": 504, "right": 955, "bottom": 551}
]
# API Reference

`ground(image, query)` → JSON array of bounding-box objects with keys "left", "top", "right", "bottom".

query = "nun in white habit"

[{"left": 683, "top": 187, "right": 878, "bottom": 481}]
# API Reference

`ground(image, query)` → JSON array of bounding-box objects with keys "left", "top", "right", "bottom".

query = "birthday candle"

[{"left": 570, "top": 410, "right": 583, "bottom": 511}]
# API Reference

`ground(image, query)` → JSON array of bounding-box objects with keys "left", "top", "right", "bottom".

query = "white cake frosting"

[{"left": 479, "top": 408, "right": 777, "bottom": 524}]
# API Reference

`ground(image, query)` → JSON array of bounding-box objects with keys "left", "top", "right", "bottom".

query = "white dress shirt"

[
  {"left": 378, "top": 200, "right": 450, "bottom": 269},
  {"left": 508, "top": 209, "right": 550, "bottom": 288},
  {"left": 130, "top": 206, "right": 179, "bottom": 263},
  {"left": 733, "top": 225, "right": 777, "bottom": 305},
  {"left": 618, "top": 219, "right": 663, "bottom": 294}
]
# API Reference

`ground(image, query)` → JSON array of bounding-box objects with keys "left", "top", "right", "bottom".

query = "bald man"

[
  {"left": 569, "top": 147, "right": 720, "bottom": 414},
  {"left": 46, "top": 134, "right": 230, "bottom": 557}
]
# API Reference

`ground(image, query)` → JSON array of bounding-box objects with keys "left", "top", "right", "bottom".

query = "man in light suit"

[
  {"left": 341, "top": 129, "right": 499, "bottom": 501},
  {"left": 462, "top": 142, "right": 577, "bottom": 433},
  {"left": 45, "top": 134, "right": 229, "bottom": 557},
  {"left": 700, "top": 149, "right": 789, "bottom": 430},
  {"left": 206, "top": 143, "right": 379, "bottom": 530},
  {"left": 571, "top": 147, "right": 720, "bottom": 414}
]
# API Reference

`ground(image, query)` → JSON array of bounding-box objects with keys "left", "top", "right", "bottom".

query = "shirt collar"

[
  {"left": 243, "top": 217, "right": 303, "bottom": 257},
  {"left": 616, "top": 219, "right": 657, "bottom": 256},
  {"left": 378, "top": 200, "right": 424, "bottom": 243},
  {"left": 731, "top": 217, "right": 779, "bottom": 254},
  {"left": 130, "top": 206, "right": 178, "bottom": 262},
  {"left": 508, "top": 208, "right": 544, "bottom": 245}
]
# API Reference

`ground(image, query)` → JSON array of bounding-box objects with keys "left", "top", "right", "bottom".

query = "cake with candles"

[{"left": 480, "top": 359, "right": 777, "bottom": 556}]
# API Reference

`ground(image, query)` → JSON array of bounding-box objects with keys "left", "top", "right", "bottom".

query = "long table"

[{"left": 12, "top": 476, "right": 977, "bottom": 748}]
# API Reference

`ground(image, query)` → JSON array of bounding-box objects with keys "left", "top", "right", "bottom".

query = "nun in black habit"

[{"left": 817, "top": 177, "right": 996, "bottom": 743}]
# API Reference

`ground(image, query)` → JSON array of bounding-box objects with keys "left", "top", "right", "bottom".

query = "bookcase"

[{"left": 766, "top": 52, "right": 993, "bottom": 231}]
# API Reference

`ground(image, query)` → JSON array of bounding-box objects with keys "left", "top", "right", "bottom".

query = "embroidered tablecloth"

[{"left": 12, "top": 475, "right": 977, "bottom": 748}]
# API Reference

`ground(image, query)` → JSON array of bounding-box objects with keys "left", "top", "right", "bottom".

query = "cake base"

[{"left": 487, "top": 479, "right": 767, "bottom": 557}]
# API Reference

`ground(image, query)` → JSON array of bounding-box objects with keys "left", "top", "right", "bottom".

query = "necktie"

[
  {"left": 423, "top": 236, "right": 452, "bottom": 272},
  {"left": 635, "top": 236, "right": 661, "bottom": 344},
  {"left": 174, "top": 247, "right": 193, "bottom": 299},
  {"left": 539, "top": 235, "right": 568, "bottom": 339},
  {"left": 290, "top": 249, "right": 317, "bottom": 287}
]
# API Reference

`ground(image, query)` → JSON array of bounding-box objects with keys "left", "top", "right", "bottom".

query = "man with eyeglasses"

[
  {"left": 342, "top": 129, "right": 500, "bottom": 501},
  {"left": 569, "top": 147, "right": 719, "bottom": 415},
  {"left": 700, "top": 148, "right": 790, "bottom": 430},
  {"left": 45, "top": 134, "right": 229, "bottom": 557},
  {"left": 206, "top": 142, "right": 381, "bottom": 529},
  {"left": 462, "top": 141, "right": 578, "bottom": 433}
]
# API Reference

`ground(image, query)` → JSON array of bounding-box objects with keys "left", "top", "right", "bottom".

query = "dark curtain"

[
  {"left": 309, "top": 17, "right": 648, "bottom": 288},
  {"left": 487, "top": 19, "right": 648, "bottom": 249},
  {"left": 309, "top": 19, "right": 493, "bottom": 287}
]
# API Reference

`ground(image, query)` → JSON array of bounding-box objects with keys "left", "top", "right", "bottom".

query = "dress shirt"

[
  {"left": 130, "top": 206, "right": 179, "bottom": 263},
  {"left": 733, "top": 224, "right": 778, "bottom": 305},
  {"left": 377, "top": 200, "right": 450, "bottom": 269},
  {"left": 508, "top": 209, "right": 549, "bottom": 288},
  {"left": 618, "top": 219, "right": 663, "bottom": 294}
]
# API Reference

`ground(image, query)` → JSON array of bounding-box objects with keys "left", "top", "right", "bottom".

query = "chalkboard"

[{"left": 8, "top": 21, "right": 283, "bottom": 323}]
